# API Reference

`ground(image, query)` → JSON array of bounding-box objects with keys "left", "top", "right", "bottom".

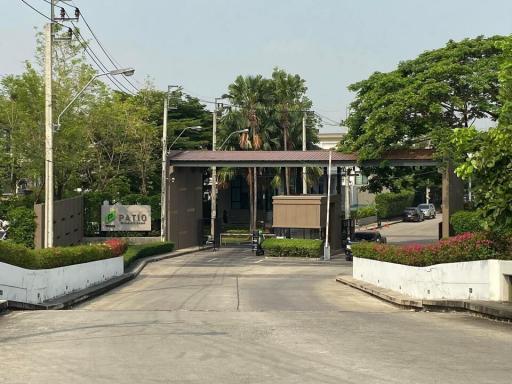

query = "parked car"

[
  {"left": 403, "top": 207, "right": 424, "bottom": 222},
  {"left": 345, "top": 231, "right": 387, "bottom": 261},
  {"left": 417, "top": 203, "right": 436, "bottom": 219}
]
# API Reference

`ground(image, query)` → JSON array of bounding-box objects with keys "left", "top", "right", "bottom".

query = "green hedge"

[
  {"left": 352, "top": 232, "right": 501, "bottom": 267},
  {"left": 375, "top": 191, "right": 415, "bottom": 219},
  {"left": 261, "top": 238, "right": 323, "bottom": 258},
  {"left": 351, "top": 205, "right": 377, "bottom": 220},
  {"left": 6, "top": 206, "right": 36, "bottom": 248},
  {"left": 450, "top": 210, "right": 482, "bottom": 234},
  {"left": 0, "top": 241, "right": 114, "bottom": 269},
  {"left": 123, "top": 241, "right": 175, "bottom": 266}
]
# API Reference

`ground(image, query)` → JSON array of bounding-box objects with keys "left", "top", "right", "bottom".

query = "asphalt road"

[
  {"left": 1, "top": 248, "right": 511, "bottom": 384},
  {"left": 377, "top": 216, "right": 442, "bottom": 244}
]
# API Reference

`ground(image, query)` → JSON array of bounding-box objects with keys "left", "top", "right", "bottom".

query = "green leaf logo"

[{"left": 105, "top": 210, "right": 116, "bottom": 224}]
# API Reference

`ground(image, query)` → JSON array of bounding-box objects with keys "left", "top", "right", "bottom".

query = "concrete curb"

[
  {"left": 7, "top": 246, "right": 210, "bottom": 311},
  {"left": 336, "top": 275, "right": 512, "bottom": 322},
  {"left": 363, "top": 219, "right": 403, "bottom": 231}
]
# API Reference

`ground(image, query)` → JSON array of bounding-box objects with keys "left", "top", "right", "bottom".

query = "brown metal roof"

[{"left": 168, "top": 149, "right": 435, "bottom": 167}]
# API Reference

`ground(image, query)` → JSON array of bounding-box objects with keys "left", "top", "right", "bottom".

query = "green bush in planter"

[
  {"left": 450, "top": 210, "right": 482, "bottom": 234},
  {"left": 262, "top": 238, "right": 323, "bottom": 258},
  {"left": 375, "top": 191, "right": 414, "bottom": 219}
]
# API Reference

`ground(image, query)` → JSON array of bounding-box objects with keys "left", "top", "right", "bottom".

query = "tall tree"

[
  {"left": 452, "top": 35, "right": 512, "bottom": 230},
  {"left": 340, "top": 36, "right": 505, "bottom": 192},
  {"left": 225, "top": 75, "right": 271, "bottom": 231},
  {"left": 271, "top": 68, "right": 311, "bottom": 194}
]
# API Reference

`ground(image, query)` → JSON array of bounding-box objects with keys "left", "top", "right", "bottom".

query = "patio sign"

[{"left": 101, "top": 203, "right": 151, "bottom": 231}]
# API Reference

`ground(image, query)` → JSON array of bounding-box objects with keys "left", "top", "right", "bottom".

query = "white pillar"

[
  {"left": 160, "top": 97, "right": 168, "bottom": 242},
  {"left": 324, "top": 151, "right": 332, "bottom": 261}
]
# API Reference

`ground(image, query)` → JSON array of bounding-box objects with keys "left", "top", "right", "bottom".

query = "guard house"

[{"left": 166, "top": 149, "right": 458, "bottom": 250}]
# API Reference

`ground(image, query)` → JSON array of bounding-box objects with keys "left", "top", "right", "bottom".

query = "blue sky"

[{"left": 3, "top": 0, "right": 512, "bottom": 131}]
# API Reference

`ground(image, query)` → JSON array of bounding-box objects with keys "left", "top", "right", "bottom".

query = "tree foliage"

[
  {"left": 340, "top": 36, "right": 505, "bottom": 193},
  {"left": 452, "top": 36, "right": 512, "bottom": 230}
]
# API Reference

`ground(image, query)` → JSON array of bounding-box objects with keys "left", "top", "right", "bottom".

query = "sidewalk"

[
  {"left": 7, "top": 246, "right": 210, "bottom": 310},
  {"left": 337, "top": 275, "right": 512, "bottom": 322},
  {"left": 357, "top": 217, "right": 403, "bottom": 231}
]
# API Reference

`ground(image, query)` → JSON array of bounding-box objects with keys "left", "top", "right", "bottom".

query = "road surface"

[
  {"left": 377, "top": 216, "right": 442, "bottom": 244},
  {"left": 1, "top": 248, "right": 511, "bottom": 384}
]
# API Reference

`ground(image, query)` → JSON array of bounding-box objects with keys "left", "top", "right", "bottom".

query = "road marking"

[
  {"left": 207, "top": 258, "right": 218, "bottom": 262},
  {"left": 253, "top": 259, "right": 264, "bottom": 263}
]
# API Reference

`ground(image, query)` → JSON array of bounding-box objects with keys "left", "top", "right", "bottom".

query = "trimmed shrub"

[
  {"left": 6, "top": 206, "right": 36, "bottom": 248},
  {"left": 352, "top": 232, "right": 501, "bottom": 267},
  {"left": 123, "top": 241, "right": 175, "bottom": 266},
  {"left": 351, "top": 205, "right": 377, "bottom": 220},
  {"left": 375, "top": 191, "right": 415, "bottom": 219},
  {"left": 0, "top": 241, "right": 115, "bottom": 270},
  {"left": 450, "top": 210, "right": 482, "bottom": 234},
  {"left": 35, "top": 244, "right": 114, "bottom": 269},
  {"left": 262, "top": 238, "right": 323, "bottom": 258},
  {"left": 104, "top": 238, "right": 129, "bottom": 257},
  {"left": 0, "top": 241, "right": 37, "bottom": 269}
]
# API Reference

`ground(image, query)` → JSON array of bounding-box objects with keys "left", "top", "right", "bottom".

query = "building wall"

[
  {"left": 167, "top": 166, "right": 204, "bottom": 249},
  {"left": 34, "top": 196, "right": 84, "bottom": 249}
]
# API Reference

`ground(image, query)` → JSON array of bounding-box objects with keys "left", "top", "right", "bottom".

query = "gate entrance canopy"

[{"left": 168, "top": 149, "right": 435, "bottom": 168}]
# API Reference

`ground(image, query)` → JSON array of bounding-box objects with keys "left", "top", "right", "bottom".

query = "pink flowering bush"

[
  {"left": 352, "top": 232, "right": 502, "bottom": 266},
  {"left": 104, "top": 238, "right": 128, "bottom": 257}
]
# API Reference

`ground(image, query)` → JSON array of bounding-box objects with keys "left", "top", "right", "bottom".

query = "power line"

[
  {"left": 20, "top": 0, "right": 134, "bottom": 95},
  {"left": 69, "top": 0, "right": 139, "bottom": 92}
]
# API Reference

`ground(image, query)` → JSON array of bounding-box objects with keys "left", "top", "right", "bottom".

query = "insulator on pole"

[
  {"left": 75, "top": 8, "right": 80, "bottom": 19},
  {"left": 60, "top": 7, "right": 65, "bottom": 19},
  {"left": 68, "top": 28, "right": 73, "bottom": 39}
]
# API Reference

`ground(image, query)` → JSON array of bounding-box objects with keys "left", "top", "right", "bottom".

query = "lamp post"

[
  {"left": 45, "top": 67, "right": 135, "bottom": 248},
  {"left": 161, "top": 125, "right": 203, "bottom": 242},
  {"left": 218, "top": 128, "right": 249, "bottom": 150}
]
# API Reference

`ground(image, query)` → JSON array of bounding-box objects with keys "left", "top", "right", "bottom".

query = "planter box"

[
  {"left": 353, "top": 257, "right": 512, "bottom": 301},
  {"left": 0, "top": 256, "right": 124, "bottom": 304}
]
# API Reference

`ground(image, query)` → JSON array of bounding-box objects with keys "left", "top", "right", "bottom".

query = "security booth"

[{"left": 272, "top": 195, "right": 342, "bottom": 250}]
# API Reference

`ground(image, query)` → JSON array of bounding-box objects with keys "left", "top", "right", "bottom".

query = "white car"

[{"left": 417, "top": 203, "right": 436, "bottom": 219}]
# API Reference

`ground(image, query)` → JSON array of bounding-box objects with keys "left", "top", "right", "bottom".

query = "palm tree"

[
  {"left": 225, "top": 75, "right": 271, "bottom": 231},
  {"left": 271, "top": 68, "right": 311, "bottom": 194}
]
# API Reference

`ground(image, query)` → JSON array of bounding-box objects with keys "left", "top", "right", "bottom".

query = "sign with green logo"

[{"left": 101, "top": 204, "right": 151, "bottom": 231}]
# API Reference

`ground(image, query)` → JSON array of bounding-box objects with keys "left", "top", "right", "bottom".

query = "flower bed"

[{"left": 352, "top": 232, "right": 502, "bottom": 267}]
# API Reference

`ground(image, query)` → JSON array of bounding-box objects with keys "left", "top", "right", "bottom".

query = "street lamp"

[
  {"left": 55, "top": 68, "right": 135, "bottom": 130},
  {"left": 219, "top": 128, "right": 249, "bottom": 150},
  {"left": 168, "top": 126, "right": 204, "bottom": 150},
  {"left": 45, "top": 67, "right": 135, "bottom": 248}
]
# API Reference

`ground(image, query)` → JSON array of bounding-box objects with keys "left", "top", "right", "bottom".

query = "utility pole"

[
  {"left": 43, "top": 1, "right": 79, "bottom": 248},
  {"left": 44, "top": 20, "right": 53, "bottom": 248},
  {"left": 160, "top": 96, "right": 168, "bottom": 242},
  {"left": 324, "top": 150, "right": 332, "bottom": 261},
  {"left": 302, "top": 112, "right": 307, "bottom": 194},
  {"left": 161, "top": 86, "right": 178, "bottom": 242},
  {"left": 211, "top": 99, "right": 220, "bottom": 243}
]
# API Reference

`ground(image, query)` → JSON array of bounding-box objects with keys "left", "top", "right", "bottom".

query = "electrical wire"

[
  {"left": 21, "top": 0, "right": 135, "bottom": 94},
  {"left": 69, "top": 0, "right": 139, "bottom": 92}
]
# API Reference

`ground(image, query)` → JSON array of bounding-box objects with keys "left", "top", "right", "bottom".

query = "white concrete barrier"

[
  {"left": 353, "top": 257, "right": 512, "bottom": 301},
  {"left": 0, "top": 256, "right": 124, "bottom": 304}
]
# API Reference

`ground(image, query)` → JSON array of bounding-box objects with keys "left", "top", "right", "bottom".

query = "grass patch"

[{"left": 123, "top": 241, "right": 175, "bottom": 266}]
